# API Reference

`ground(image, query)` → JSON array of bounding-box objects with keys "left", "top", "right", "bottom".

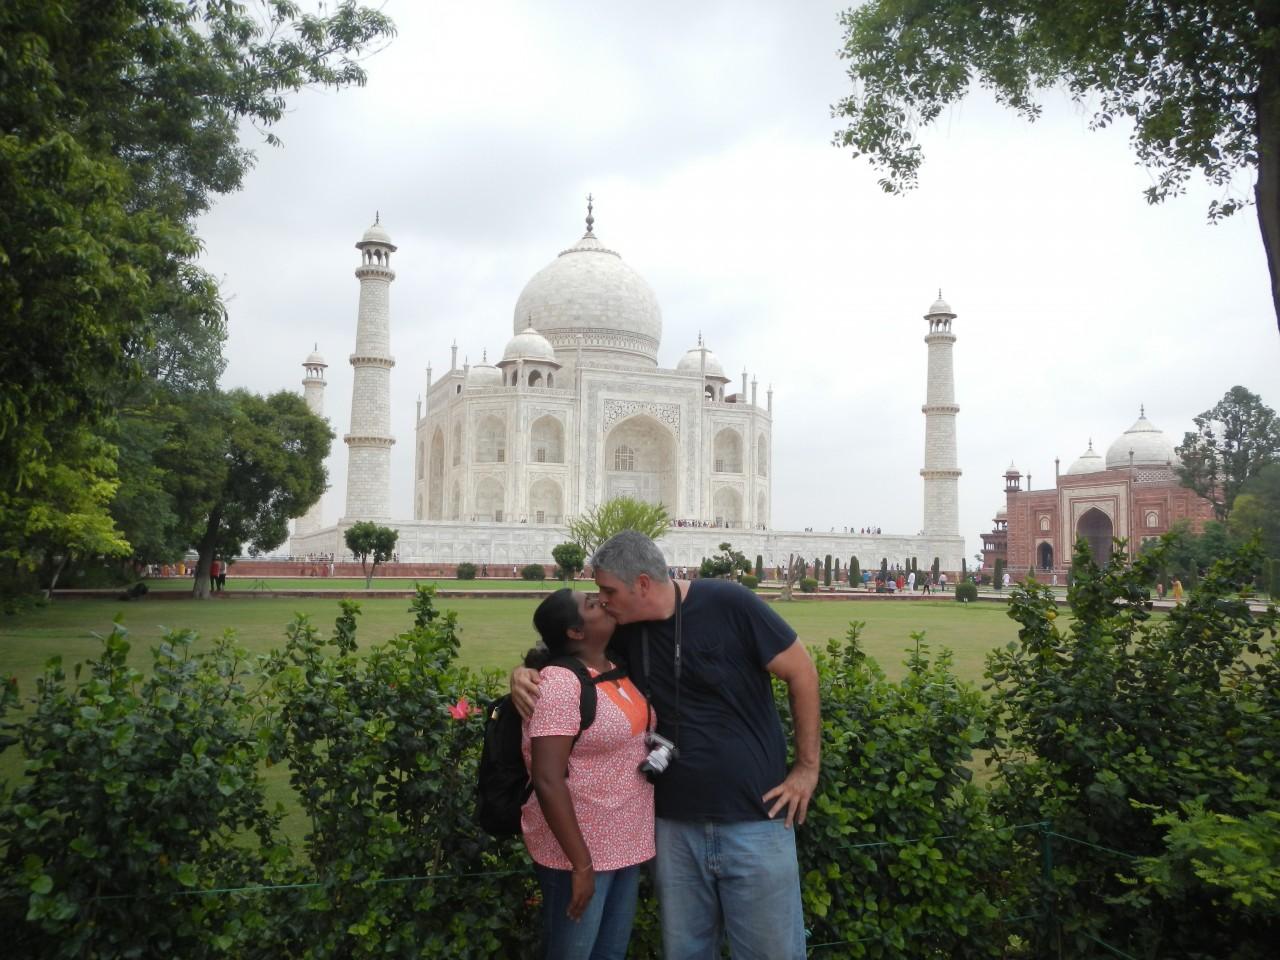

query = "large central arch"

[
  {"left": 1077, "top": 508, "right": 1113, "bottom": 566},
  {"left": 603, "top": 414, "right": 677, "bottom": 514}
]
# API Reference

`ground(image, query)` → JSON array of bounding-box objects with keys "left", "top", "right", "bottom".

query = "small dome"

[
  {"left": 675, "top": 341, "right": 728, "bottom": 380},
  {"left": 358, "top": 216, "right": 393, "bottom": 247},
  {"left": 926, "top": 293, "right": 955, "bottom": 318},
  {"left": 1065, "top": 439, "right": 1105, "bottom": 475},
  {"left": 1004, "top": 461, "right": 1020, "bottom": 475},
  {"left": 465, "top": 354, "right": 503, "bottom": 387},
  {"left": 304, "top": 349, "right": 326, "bottom": 367},
  {"left": 1105, "top": 409, "right": 1176, "bottom": 470},
  {"left": 501, "top": 327, "right": 558, "bottom": 364}
]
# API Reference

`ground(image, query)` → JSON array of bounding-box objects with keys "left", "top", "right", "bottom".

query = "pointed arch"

[
  {"left": 475, "top": 415, "right": 506, "bottom": 463},
  {"left": 428, "top": 429, "right": 445, "bottom": 519},
  {"left": 604, "top": 414, "right": 676, "bottom": 513},
  {"left": 530, "top": 415, "right": 564, "bottom": 464},
  {"left": 528, "top": 478, "right": 563, "bottom": 524},
  {"left": 713, "top": 428, "right": 743, "bottom": 473}
]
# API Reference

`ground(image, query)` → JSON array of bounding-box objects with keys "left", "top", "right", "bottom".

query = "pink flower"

[{"left": 447, "top": 697, "right": 481, "bottom": 720}]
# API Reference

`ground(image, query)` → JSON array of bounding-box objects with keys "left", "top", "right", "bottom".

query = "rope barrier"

[
  {"left": 1081, "top": 930, "right": 1141, "bottom": 960},
  {"left": 1045, "top": 831, "right": 1142, "bottom": 861}
]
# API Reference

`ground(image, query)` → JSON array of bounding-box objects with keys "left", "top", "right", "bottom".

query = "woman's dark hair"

[{"left": 524, "top": 588, "right": 583, "bottom": 669}]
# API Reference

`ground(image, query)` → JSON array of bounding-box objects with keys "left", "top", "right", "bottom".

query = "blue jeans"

[
  {"left": 534, "top": 862, "right": 641, "bottom": 960},
  {"left": 654, "top": 817, "right": 806, "bottom": 960}
]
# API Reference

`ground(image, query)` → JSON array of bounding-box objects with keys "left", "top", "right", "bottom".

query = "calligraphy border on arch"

[{"left": 601, "top": 399, "right": 681, "bottom": 438}]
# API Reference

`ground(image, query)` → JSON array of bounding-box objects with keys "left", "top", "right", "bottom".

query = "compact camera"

[{"left": 637, "top": 732, "right": 678, "bottom": 780}]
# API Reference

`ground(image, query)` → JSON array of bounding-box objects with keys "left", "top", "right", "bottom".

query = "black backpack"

[{"left": 476, "top": 657, "right": 625, "bottom": 838}]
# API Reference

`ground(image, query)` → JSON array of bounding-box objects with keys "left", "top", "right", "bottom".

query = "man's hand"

[
  {"left": 509, "top": 666, "right": 541, "bottom": 719},
  {"left": 762, "top": 760, "right": 819, "bottom": 828}
]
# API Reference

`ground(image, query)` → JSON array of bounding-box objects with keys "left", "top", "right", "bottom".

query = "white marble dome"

[
  {"left": 513, "top": 222, "right": 662, "bottom": 367},
  {"left": 466, "top": 356, "right": 503, "bottom": 387},
  {"left": 1066, "top": 439, "right": 1105, "bottom": 475},
  {"left": 304, "top": 349, "right": 327, "bottom": 367},
  {"left": 1105, "top": 410, "right": 1176, "bottom": 469},
  {"left": 676, "top": 342, "right": 728, "bottom": 379},
  {"left": 926, "top": 294, "right": 955, "bottom": 317},
  {"left": 502, "top": 327, "right": 558, "bottom": 364},
  {"left": 359, "top": 219, "right": 393, "bottom": 246}
]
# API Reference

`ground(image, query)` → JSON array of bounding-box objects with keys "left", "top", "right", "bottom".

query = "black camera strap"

[{"left": 640, "top": 578, "right": 683, "bottom": 748}]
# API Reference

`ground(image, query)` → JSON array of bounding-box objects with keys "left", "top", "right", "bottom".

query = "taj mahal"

[{"left": 288, "top": 201, "right": 967, "bottom": 572}]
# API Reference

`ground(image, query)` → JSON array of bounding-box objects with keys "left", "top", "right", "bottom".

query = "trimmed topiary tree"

[
  {"left": 955, "top": 581, "right": 978, "bottom": 602},
  {"left": 455, "top": 561, "right": 477, "bottom": 580},
  {"left": 520, "top": 563, "right": 546, "bottom": 581},
  {"left": 850, "top": 556, "right": 861, "bottom": 586},
  {"left": 800, "top": 576, "right": 818, "bottom": 593},
  {"left": 824, "top": 554, "right": 832, "bottom": 586},
  {"left": 993, "top": 557, "right": 1005, "bottom": 590}
]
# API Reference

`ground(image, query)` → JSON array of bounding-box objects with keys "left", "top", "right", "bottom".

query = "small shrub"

[
  {"left": 955, "top": 581, "right": 978, "bottom": 602},
  {"left": 520, "top": 563, "right": 547, "bottom": 581},
  {"left": 800, "top": 577, "right": 818, "bottom": 593},
  {"left": 740, "top": 574, "right": 759, "bottom": 590},
  {"left": 455, "top": 562, "right": 477, "bottom": 580}
]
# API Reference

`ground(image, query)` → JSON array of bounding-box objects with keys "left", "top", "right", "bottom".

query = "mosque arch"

[
  {"left": 712, "top": 487, "right": 743, "bottom": 528},
  {"left": 1145, "top": 509, "right": 1160, "bottom": 528},
  {"left": 528, "top": 370, "right": 543, "bottom": 388},
  {"left": 475, "top": 477, "right": 505, "bottom": 522},
  {"left": 713, "top": 428, "right": 743, "bottom": 473},
  {"left": 1038, "top": 542, "right": 1054, "bottom": 570},
  {"left": 604, "top": 414, "right": 676, "bottom": 513},
  {"left": 1076, "top": 508, "right": 1113, "bottom": 566},
  {"left": 475, "top": 415, "right": 507, "bottom": 463},
  {"left": 547, "top": 372, "right": 555, "bottom": 388},
  {"left": 530, "top": 415, "right": 564, "bottom": 463},
  {"left": 756, "top": 435, "right": 768, "bottom": 477},
  {"left": 428, "top": 430, "right": 445, "bottom": 520},
  {"left": 528, "top": 478, "right": 563, "bottom": 524}
]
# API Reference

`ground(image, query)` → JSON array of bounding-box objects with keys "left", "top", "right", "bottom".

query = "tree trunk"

[
  {"left": 1258, "top": 1, "right": 1280, "bottom": 335},
  {"left": 193, "top": 507, "right": 222, "bottom": 599},
  {"left": 45, "top": 553, "right": 71, "bottom": 601}
]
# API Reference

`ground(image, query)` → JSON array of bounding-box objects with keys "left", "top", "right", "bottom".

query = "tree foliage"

[
  {"left": 568, "top": 496, "right": 669, "bottom": 555},
  {"left": 0, "top": 0, "right": 394, "bottom": 578},
  {"left": 1229, "top": 463, "right": 1280, "bottom": 560},
  {"left": 832, "top": 1, "right": 1280, "bottom": 333},
  {"left": 171, "top": 389, "right": 332, "bottom": 597},
  {"left": 551, "top": 542, "right": 586, "bottom": 582},
  {"left": 1177, "top": 386, "right": 1280, "bottom": 520},
  {"left": 986, "top": 537, "right": 1280, "bottom": 957},
  {"left": 344, "top": 522, "right": 399, "bottom": 588},
  {"left": 699, "top": 541, "right": 751, "bottom": 580}
]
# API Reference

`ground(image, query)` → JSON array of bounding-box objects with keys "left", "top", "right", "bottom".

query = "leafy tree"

[
  {"left": 0, "top": 0, "right": 393, "bottom": 567},
  {"left": 170, "top": 390, "right": 332, "bottom": 598},
  {"left": 344, "top": 522, "right": 399, "bottom": 588},
  {"left": 551, "top": 542, "right": 586, "bottom": 583},
  {"left": 700, "top": 542, "right": 751, "bottom": 580},
  {"left": 1177, "top": 386, "right": 1280, "bottom": 520},
  {"left": 1229, "top": 463, "right": 1280, "bottom": 560},
  {"left": 568, "top": 496, "right": 669, "bottom": 555},
  {"left": 833, "top": 2, "right": 1280, "bottom": 334},
  {"left": 0, "top": 430, "right": 130, "bottom": 598}
]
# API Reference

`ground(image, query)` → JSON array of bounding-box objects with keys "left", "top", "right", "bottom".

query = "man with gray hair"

[{"left": 512, "top": 530, "right": 820, "bottom": 959}]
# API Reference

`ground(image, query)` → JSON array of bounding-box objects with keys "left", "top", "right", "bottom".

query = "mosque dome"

[
  {"left": 465, "top": 353, "right": 503, "bottom": 387},
  {"left": 675, "top": 340, "right": 728, "bottom": 380},
  {"left": 1104, "top": 408, "right": 1176, "bottom": 469},
  {"left": 1065, "top": 439, "right": 1105, "bottom": 475},
  {"left": 501, "top": 327, "right": 558, "bottom": 364},
  {"left": 304, "top": 348, "right": 327, "bottom": 367},
  {"left": 513, "top": 202, "right": 662, "bottom": 367},
  {"left": 359, "top": 218, "right": 393, "bottom": 246}
]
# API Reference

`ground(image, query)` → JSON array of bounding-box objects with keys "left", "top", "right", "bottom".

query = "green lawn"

[{"left": 142, "top": 576, "right": 577, "bottom": 592}]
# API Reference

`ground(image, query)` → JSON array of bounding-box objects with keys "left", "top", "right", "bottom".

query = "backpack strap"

[{"left": 547, "top": 656, "right": 626, "bottom": 739}]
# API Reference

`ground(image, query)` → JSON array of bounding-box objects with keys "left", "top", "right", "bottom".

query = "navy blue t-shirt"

[{"left": 616, "top": 578, "right": 796, "bottom": 822}]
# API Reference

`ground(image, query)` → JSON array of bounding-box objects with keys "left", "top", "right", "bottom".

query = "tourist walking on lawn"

[
  {"left": 209, "top": 558, "right": 222, "bottom": 593},
  {"left": 521, "top": 588, "right": 654, "bottom": 960},
  {"left": 513, "top": 531, "right": 820, "bottom": 960}
]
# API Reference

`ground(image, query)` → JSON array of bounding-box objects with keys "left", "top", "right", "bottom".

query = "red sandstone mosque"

[{"left": 981, "top": 407, "right": 1215, "bottom": 579}]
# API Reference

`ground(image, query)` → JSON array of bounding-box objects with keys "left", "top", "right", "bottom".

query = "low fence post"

[{"left": 1040, "top": 819, "right": 1059, "bottom": 958}]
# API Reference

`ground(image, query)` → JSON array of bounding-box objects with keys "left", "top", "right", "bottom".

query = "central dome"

[
  {"left": 1105, "top": 408, "right": 1177, "bottom": 469},
  {"left": 513, "top": 207, "right": 662, "bottom": 368}
]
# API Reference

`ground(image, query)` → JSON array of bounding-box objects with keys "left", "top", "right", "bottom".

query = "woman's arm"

[{"left": 530, "top": 734, "right": 594, "bottom": 919}]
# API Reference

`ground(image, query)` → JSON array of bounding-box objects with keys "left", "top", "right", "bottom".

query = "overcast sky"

[{"left": 198, "top": 0, "right": 1278, "bottom": 558}]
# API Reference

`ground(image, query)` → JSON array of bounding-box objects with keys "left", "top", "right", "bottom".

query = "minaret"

[
  {"left": 295, "top": 345, "right": 328, "bottom": 536},
  {"left": 921, "top": 292, "right": 961, "bottom": 536},
  {"left": 343, "top": 215, "right": 396, "bottom": 521}
]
